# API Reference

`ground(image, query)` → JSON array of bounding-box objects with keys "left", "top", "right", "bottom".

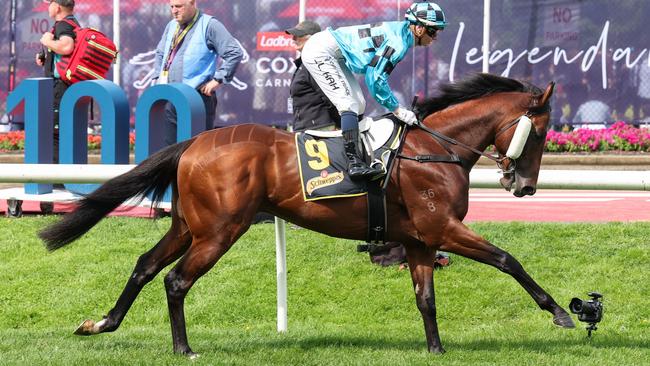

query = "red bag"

[{"left": 54, "top": 19, "right": 118, "bottom": 85}]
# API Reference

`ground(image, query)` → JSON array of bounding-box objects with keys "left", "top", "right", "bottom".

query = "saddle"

[
  {"left": 304, "top": 114, "right": 401, "bottom": 175},
  {"left": 296, "top": 115, "right": 404, "bottom": 244}
]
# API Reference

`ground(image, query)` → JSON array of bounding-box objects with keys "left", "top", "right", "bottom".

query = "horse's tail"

[{"left": 39, "top": 139, "right": 193, "bottom": 251}]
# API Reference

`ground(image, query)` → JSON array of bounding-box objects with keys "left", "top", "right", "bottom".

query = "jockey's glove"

[{"left": 393, "top": 106, "right": 418, "bottom": 125}]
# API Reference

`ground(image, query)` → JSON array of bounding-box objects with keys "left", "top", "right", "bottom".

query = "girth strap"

[{"left": 366, "top": 179, "right": 387, "bottom": 244}]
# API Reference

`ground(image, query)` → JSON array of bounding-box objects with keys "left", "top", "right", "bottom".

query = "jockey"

[{"left": 301, "top": 2, "right": 447, "bottom": 179}]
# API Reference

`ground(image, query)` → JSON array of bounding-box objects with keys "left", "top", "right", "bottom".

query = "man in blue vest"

[{"left": 154, "top": 0, "right": 243, "bottom": 145}]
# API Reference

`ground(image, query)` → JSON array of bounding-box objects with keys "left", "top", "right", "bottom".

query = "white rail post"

[
  {"left": 112, "top": 0, "right": 120, "bottom": 86},
  {"left": 274, "top": 0, "right": 305, "bottom": 332},
  {"left": 274, "top": 216, "right": 288, "bottom": 332},
  {"left": 482, "top": 0, "right": 491, "bottom": 73}
]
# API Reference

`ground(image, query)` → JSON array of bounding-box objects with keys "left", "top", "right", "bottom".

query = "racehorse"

[{"left": 40, "top": 73, "right": 575, "bottom": 357}]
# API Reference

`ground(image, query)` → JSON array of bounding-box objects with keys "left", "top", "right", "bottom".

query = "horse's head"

[
  {"left": 414, "top": 74, "right": 555, "bottom": 197},
  {"left": 494, "top": 82, "right": 554, "bottom": 197}
]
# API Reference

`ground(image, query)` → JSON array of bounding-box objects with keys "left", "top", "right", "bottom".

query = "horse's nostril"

[{"left": 522, "top": 186, "right": 536, "bottom": 196}]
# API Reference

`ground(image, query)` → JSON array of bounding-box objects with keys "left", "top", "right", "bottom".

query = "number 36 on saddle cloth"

[{"left": 294, "top": 115, "right": 404, "bottom": 201}]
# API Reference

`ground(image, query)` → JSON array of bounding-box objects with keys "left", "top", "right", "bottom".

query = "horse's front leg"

[
  {"left": 403, "top": 243, "right": 445, "bottom": 354},
  {"left": 440, "top": 220, "right": 575, "bottom": 328}
]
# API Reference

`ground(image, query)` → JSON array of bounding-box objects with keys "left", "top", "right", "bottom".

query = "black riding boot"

[{"left": 343, "top": 129, "right": 383, "bottom": 179}]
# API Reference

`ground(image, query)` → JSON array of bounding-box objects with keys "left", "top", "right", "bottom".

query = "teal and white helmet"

[{"left": 405, "top": 2, "right": 448, "bottom": 30}]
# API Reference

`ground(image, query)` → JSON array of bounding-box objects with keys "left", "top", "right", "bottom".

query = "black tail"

[{"left": 39, "top": 140, "right": 193, "bottom": 251}]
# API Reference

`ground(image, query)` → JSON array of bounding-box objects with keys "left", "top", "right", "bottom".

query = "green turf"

[{"left": 0, "top": 217, "right": 648, "bottom": 365}]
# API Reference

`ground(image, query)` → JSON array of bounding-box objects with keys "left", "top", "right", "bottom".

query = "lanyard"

[{"left": 163, "top": 10, "right": 200, "bottom": 72}]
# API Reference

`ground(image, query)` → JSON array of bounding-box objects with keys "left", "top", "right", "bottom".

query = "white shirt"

[
  {"left": 572, "top": 100, "right": 611, "bottom": 129},
  {"left": 638, "top": 63, "right": 650, "bottom": 99}
]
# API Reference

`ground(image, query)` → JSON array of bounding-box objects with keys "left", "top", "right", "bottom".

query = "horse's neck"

[{"left": 425, "top": 95, "right": 525, "bottom": 166}]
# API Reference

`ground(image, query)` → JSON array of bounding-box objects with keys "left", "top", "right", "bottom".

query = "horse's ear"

[{"left": 539, "top": 81, "right": 555, "bottom": 106}]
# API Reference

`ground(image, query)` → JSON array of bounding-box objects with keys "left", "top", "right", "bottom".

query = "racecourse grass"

[{"left": 0, "top": 217, "right": 648, "bottom": 365}]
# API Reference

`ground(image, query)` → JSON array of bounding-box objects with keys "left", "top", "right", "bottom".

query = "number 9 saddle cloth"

[{"left": 295, "top": 115, "right": 403, "bottom": 201}]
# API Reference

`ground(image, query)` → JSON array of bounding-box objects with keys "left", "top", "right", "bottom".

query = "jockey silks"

[{"left": 328, "top": 21, "right": 414, "bottom": 111}]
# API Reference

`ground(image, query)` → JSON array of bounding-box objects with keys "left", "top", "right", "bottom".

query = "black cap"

[
  {"left": 49, "top": 0, "right": 75, "bottom": 8},
  {"left": 285, "top": 20, "right": 321, "bottom": 37}
]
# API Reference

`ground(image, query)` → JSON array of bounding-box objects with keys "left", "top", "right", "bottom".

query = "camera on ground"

[{"left": 569, "top": 291, "right": 603, "bottom": 337}]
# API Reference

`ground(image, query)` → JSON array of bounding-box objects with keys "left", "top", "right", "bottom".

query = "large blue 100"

[{"left": 6, "top": 78, "right": 207, "bottom": 194}]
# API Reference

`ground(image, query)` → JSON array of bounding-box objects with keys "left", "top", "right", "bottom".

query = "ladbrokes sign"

[{"left": 256, "top": 32, "right": 295, "bottom": 52}]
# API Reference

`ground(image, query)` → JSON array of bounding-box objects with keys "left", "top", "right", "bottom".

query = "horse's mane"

[{"left": 415, "top": 73, "right": 543, "bottom": 119}]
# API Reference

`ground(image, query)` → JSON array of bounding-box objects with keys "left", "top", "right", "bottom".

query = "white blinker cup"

[{"left": 505, "top": 116, "right": 532, "bottom": 159}]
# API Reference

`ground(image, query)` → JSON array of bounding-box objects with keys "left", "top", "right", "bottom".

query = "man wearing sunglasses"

[{"left": 300, "top": 2, "right": 447, "bottom": 179}]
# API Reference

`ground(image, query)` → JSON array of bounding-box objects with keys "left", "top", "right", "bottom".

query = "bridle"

[
  {"left": 492, "top": 102, "right": 551, "bottom": 173},
  {"left": 397, "top": 99, "right": 551, "bottom": 175}
]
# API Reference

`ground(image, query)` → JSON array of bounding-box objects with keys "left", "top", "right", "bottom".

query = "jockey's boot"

[{"left": 343, "top": 129, "right": 383, "bottom": 180}]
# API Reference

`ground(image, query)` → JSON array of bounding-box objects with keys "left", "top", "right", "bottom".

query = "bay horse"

[{"left": 40, "top": 73, "right": 575, "bottom": 356}]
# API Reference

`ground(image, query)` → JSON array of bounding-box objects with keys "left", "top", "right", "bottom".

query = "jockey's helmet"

[{"left": 405, "top": 2, "right": 448, "bottom": 30}]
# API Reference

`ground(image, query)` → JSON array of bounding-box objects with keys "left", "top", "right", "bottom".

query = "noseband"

[{"left": 493, "top": 103, "right": 551, "bottom": 173}]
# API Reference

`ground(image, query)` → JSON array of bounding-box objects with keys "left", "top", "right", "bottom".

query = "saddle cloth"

[{"left": 295, "top": 115, "right": 403, "bottom": 201}]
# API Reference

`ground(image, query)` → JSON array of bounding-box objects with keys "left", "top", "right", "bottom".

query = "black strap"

[
  {"left": 399, "top": 154, "right": 461, "bottom": 164},
  {"left": 56, "top": 17, "right": 80, "bottom": 32},
  {"left": 366, "top": 179, "right": 386, "bottom": 244},
  {"left": 382, "top": 46, "right": 395, "bottom": 58},
  {"left": 368, "top": 55, "right": 380, "bottom": 67}
]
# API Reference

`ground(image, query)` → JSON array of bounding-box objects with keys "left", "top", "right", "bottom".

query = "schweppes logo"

[{"left": 306, "top": 171, "right": 344, "bottom": 195}]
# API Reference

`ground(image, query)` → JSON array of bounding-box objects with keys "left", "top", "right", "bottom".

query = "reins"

[
  {"left": 395, "top": 101, "right": 550, "bottom": 175},
  {"left": 383, "top": 94, "right": 550, "bottom": 187},
  {"left": 409, "top": 121, "right": 508, "bottom": 165}
]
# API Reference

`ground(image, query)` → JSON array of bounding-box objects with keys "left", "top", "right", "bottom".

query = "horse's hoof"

[
  {"left": 429, "top": 345, "right": 446, "bottom": 354},
  {"left": 174, "top": 346, "right": 199, "bottom": 360},
  {"left": 74, "top": 318, "right": 108, "bottom": 335},
  {"left": 74, "top": 319, "right": 97, "bottom": 336},
  {"left": 553, "top": 312, "right": 576, "bottom": 328},
  {"left": 176, "top": 348, "right": 199, "bottom": 359}
]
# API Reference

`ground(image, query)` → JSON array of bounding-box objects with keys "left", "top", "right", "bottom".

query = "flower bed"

[
  {"left": 0, "top": 131, "right": 136, "bottom": 152},
  {"left": 0, "top": 131, "right": 24, "bottom": 151},
  {"left": 546, "top": 122, "right": 650, "bottom": 153},
  {"left": 2, "top": 123, "right": 650, "bottom": 153}
]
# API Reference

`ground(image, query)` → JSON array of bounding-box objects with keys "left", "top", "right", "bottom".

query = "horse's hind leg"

[
  {"left": 403, "top": 243, "right": 445, "bottom": 353},
  {"left": 163, "top": 221, "right": 254, "bottom": 357},
  {"left": 75, "top": 213, "right": 192, "bottom": 335},
  {"left": 162, "top": 186, "right": 259, "bottom": 357},
  {"left": 440, "top": 221, "right": 575, "bottom": 328}
]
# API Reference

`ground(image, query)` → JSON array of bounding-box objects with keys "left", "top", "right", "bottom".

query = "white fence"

[{"left": 3, "top": 164, "right": 650, "bottom": 190}]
